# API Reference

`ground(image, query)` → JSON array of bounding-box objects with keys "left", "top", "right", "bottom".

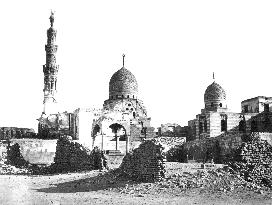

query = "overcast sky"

[{"left": 1, "top": 0, "right": 272, "bottom": 131}]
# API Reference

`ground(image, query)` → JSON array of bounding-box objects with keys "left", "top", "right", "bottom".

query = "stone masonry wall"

[
  {"left": 120, "top": 140, "right": 165, "bottom": 182},
  {"left": 183, "top": 133, "right": 244, "bottom": 163},
  {"left": 229, "top": 135, "right": 272, "bottom": 186},
  {"left": 182, "top": 132, "right": 272, "bottom": 163}
]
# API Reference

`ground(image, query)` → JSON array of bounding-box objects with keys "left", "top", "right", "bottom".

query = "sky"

[{"left": 1, "top": 0, "right": 272, "bottom": 132}]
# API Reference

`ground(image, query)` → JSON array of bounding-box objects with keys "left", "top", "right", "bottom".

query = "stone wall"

[
  {"left": 0, "top": 127, "right": 35, "bottom": 140},
  {"left": 181, "top": 132, "right": 272, "bottom": 163},
  {"left": 3, "top": 139, "right": 57, "bottom": 165},
  {"left": 182, "top": 133, "right": 244, "bottom": 163},
  {"left": 120, "top": 140, "right": 165, "bottom": 182},
  {"left": 129, "top": 125, "right": 156, "bottom": 151},
  {"left": 50, "top": 137, "right": 95, "bottom": 172},
  {"left": 229, "top": 138, "right": 272, "bottom": 186}
]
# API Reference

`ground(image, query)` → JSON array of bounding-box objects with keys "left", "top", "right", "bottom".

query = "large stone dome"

[
  {"left": 109, "top": 67, "right": 138, "bottom": 99},
  {"left": 204, "top": 81, "right": 227, "bottom": 109}
]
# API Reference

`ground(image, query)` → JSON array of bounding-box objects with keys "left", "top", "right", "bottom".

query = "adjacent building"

[{"left": 186, "top": 77, "right": 272, "bottom": 141}]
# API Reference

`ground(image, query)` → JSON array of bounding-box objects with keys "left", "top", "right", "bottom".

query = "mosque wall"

[
  {"left": 8, "top": 139, "right": 57, "bottom": 165},
  {"left": 183, "top": 133, "right": 244, "bottom": 163},
  {"left": 73, "top": 108, "right": 99, "bottom": 149},
  {"left": 187, "top": 111, "right": 258, "bottom": 140}
]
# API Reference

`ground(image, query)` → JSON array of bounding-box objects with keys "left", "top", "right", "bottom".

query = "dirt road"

[{"left": 1, "top": 170, "right": 272, "bottom": 205}]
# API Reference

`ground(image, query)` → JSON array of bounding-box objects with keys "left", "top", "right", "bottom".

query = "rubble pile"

[
  {"left": 116, "top": 167, "right": 258, "bottom": 196},
  {"left": 0, "top": 151, "right": 30, "bottom": 175},
  {"left": 120, "top": 140, "right": 166, "bottom": 182},
  {"left": 229, "top": 138, "right": 272, "bottom": 187},
  {"left": 164, "top": 168, "right": 247, "bottom": 192},
  {"left": 1, "top": 137, "right": 109, "bottom": 175},
  {"left": 6, "top": 143, "right": 29, "bottom": 168},
  {"left": 50, "top": 137, "right": 95, "bottom": 173}
]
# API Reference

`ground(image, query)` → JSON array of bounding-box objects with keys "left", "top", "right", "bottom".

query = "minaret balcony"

[{"left": 45, "top": 45, "right": 58, "bottom": 53}]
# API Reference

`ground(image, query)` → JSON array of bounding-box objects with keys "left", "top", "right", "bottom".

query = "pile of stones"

[
  {"left": 229, "top": 138, "right": 272, "bottom": 187},
  {"left": 1, "top": 137, "right": 109, "bottom": 175},
  {"left": 0, "top": 149, "right": 30, "bottom": 175},
  {"left": 120, "top": 140, "right": 165, "bottom": 182},
  {"left": 6, "top": 143, "right": 29, "bottom": 168},
  {"left": 48, "top": 137, "right": 108, "bottom": 173},
  {"left": 116, "top": 167, "right": 257, "bottom": 196},
  {"left": 0, "top": 160, "right": 30, "bottom": 175},
  {"left": 50, "top": 137, "right": 94, "bottom": 173}
]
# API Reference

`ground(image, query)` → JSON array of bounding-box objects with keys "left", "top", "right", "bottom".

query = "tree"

[{"left": 109, "top": 123, "right": 124, "bottom": 150}]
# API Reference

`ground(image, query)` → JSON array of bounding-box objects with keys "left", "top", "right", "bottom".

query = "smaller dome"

[
  {"left": 204, "top": 81, "right": 227, "bottom": 110},
  {"left": 204, "top": 81, "right": 226, "bottom": 102}
]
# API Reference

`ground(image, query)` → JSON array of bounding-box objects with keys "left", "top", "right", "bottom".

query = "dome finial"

[
  {"left": 122, "top": 54, "right": 125, "bottom": 67},
  {"left": 213, "top": 72, "right": 215, "bottom": 81},
  {"left": 49, "top": 10, "right": 55, "bottom": 27}
]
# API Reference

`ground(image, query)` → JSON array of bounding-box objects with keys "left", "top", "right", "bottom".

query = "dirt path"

[{"left": 1, "top": 169, "right": 272, "bottom": 205}]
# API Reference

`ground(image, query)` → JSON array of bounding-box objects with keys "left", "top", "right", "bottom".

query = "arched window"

[
  {"left": 204, "top": 120, "right": 207, "bottom": 133},
  {"left": 122, "top": 95, "right": 124, "bottom": 98},
  {"left": 127, "top": 95, "right": 129, "bottom": 98},
  {"left": 221, "top": 115, "right": 227, "bottom": 132},
  {"left": 133, "top": 95, "right": 134, "bottom": 99},
  {"left": 211, "top": 103, "right": 214, "bottom": 107},
  {"left": 133, "top": 112, "right": 136, "bottom": 118},
  {"left": 251, "top": 120, "right": 258, "bottom": 132},
  {"left": 199, "top": 122, "right": 203, "bottom": 134},
  {"left": 219, "top": 103, "right": 222, "bottom": 107},
  {"left": 116, "top": 95, "right": 118, "bottom": 99},
  {"left": 264, "top": 104, "right": 269, "bottom": 112}
]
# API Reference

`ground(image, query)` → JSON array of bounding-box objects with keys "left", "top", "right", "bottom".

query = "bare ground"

[{"left": 1, "top": 163, "right": 272, "bottom": 205}]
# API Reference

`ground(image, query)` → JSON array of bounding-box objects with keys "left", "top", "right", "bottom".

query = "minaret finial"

[
  {"left": 122, "top": 54, "right": 125, "bottom": 67},
  {"left": 49, "top": 10, "right": 55, "bottom": 27},
  {"left": 213, "top": 72, "right": 215, "bottom": 81}
]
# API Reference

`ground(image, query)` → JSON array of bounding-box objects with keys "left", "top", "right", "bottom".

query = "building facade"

[
  {"left": 72, "top": 55, "right": 152, "bottom": 153},
  {"left": 186, "top": 77, "right": 272, "bottom": 141},
  {"left": 37, "top": 14, "right": 152, "bottom": 153}
]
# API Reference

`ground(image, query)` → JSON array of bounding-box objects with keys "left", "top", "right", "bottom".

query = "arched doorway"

[
  {"left": 251, "top": 120, "right": 258, "bottom": 132},
  {"left": 109, "top": 123, "right": 127, "bottom": 151}
]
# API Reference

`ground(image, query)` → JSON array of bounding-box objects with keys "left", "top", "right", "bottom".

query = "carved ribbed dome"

[
  {"left": 204, "top": 81, "right": 226, "bottom": 104},
  {"left": 109, "top": 67, "right": 138, "bottom": 99}
]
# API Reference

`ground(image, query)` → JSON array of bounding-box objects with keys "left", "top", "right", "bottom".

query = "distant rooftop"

[{"left": 241, "top": 96, "right": 272, "bottom": 103}]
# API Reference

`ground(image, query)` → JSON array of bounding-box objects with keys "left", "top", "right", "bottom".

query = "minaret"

[{"left": 42, "top": 11, "right": 59, "bottom": 115}]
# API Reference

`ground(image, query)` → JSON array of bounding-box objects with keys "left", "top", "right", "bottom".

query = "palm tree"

[
  {"left": 92, "top": 124, "right": 100, "bottom": 148},
  {"left": 109, "top": 123, "right": 123, "bottom": 150}
]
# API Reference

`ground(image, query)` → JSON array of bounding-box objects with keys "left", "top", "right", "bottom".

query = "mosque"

[
  {"left": 186, "top": 75, "right": 272, "bottom": 141},
  {"left": 37, "top": 12, "right": 153, "bottom": 154},
  {"left": 37, "top": 13, "right": 272, "bottom": 154}
]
